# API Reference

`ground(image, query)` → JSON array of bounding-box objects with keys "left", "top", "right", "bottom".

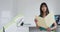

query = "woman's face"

[{"left": 41, "top": 5, "right": 47, "bottom": 13}]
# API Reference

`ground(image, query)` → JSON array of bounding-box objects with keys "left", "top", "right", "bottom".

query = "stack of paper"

[{"left": 35, "top": 13, "right": 55, "bottom": 28}]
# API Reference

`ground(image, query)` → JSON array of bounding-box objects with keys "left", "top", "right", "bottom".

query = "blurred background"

[{"left": 0, "top": 0, "right": 60, "bottom": 32}]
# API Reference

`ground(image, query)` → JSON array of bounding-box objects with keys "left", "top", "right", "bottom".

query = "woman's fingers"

[{"left": 46, "top": 27, "right": 51, "bottom": 31}]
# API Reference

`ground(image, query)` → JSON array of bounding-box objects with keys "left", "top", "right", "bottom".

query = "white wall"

[{"left": 0, "top": 0, "right": 17, "bottom": 29}]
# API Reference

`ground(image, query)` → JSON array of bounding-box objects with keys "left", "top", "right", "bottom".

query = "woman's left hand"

[{"left": 46, "top": 27, "right": 52, "bottom": 31}]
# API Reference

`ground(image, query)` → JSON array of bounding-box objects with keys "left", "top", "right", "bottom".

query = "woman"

[{"left": 35, "top": 2, "right": 57, "bottom": 32}]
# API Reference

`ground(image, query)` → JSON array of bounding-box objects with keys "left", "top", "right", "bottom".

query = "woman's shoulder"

[
  {"left": 49, "top": 12, "right": 54, "bottom": 15},
  {"left": 47, "top": 12, "right": 55, "bottom": 17}
]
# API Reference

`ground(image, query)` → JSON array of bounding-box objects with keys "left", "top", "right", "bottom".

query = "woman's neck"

[{"left": 42, "top": 12, "right": 46, "bottom": 17}]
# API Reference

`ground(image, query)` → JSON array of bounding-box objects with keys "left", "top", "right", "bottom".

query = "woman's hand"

[
  {"left": 35, "top": 19, "right": 40, "bottom": 28},
  {"left": 46, "top": 27, "right": 51, "bottom": 31}
]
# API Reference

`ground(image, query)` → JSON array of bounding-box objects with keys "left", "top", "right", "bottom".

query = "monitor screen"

[{"left": 55, "top": 15, "right": 60, "bottom": 25}]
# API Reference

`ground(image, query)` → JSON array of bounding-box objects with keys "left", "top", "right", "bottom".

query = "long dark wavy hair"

[{"left": 40, "top": 2, "right": 49, "bottom": 17}]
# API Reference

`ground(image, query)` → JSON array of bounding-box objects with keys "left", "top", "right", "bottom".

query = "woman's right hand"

[
  {"left": 35, "top": 19, "right": 40, "bottom": 28},
  {"left": 36, "top": 25, "right": 40, "bottom": 28}
]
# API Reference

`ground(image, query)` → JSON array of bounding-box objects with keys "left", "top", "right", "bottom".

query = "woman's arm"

[
  {"left": 35, "top": 19, "right": 39, "bottom": 28},
  {"left": 51, "top": 22, "right": 57, "bottom": 30},
  {"left": 46, "top": 22, "right": 57, "bottom": 31}
]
